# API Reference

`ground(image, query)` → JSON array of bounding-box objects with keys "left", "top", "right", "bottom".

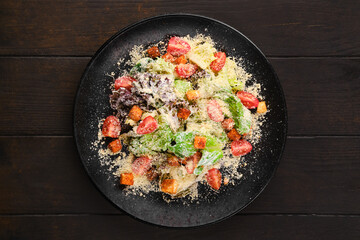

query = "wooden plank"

[
  {"left": 0, "top": 215, "right": 359, "bottom": 240},
  {"left": 0, "top": 136, "right": 359, "bottom": 214},
  {"left": 0, "top": 0, "right": 359, "bottom": 56},
  {"left": 1, "top": 57, "right": 359, "bottom": 135}
]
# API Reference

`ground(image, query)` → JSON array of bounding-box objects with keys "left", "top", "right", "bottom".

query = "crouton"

[
  {"left": 108, "top": 139, "right": 122, "bottom": 153},
  {"left": 120, "top": 173, "right": 134, "bottom": 185},
  {"left": 257, "top": 101, "right": 267, "bottom": 114},
  {"left": 227, "top": 128, "right": 241, "bottom": 141},
  {"left": 174, "top": 55, "right": 187, "bottom": 64},
  {"left": 129, "top": 105, "right": 143, "bottom": 122},
  {"left": 167, "top": 155, "right": 180, "bottom": 166},
  {"left": 146, "top": 168, "right": 159, "bottom": 181},
  {"left": 147, "top": 46, "right": 160, "bottom": 58},
  {"left": 194, "top": 136, "right": 207, "bottom": 149},
  {"left": 177, "top": 108, "right": 191, "bottom": 120},
  {"left": 161, "top": 179, "right": 179, "bottom": 194},
  {"left": 186, "top": 90, "right": 200, "bottom": 101},
  {"left": 222, "top": 118, "right": 235, "bottom": 131},
  {"left": 161, "top": 53, "right": 175, "bottom": 62}
]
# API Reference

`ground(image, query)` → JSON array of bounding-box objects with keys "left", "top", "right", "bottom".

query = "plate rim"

[{"left": 73, "top": 13, "right": 288, "bottom": 228}]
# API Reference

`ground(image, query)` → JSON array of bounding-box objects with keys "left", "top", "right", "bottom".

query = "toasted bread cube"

[
  {"left": 177, "top": 108, "right": 191, "bottom": 120},
  {"left": 227, "top": 128, "right": 241, "bottom": 141},
  {"left": 162, "top": 52, "right": 175, "bottom": 62},
  {"left": 147, "top": 46, "right": 160, "bottom": 58},
  {"left": 223, "top": 177, "right": 230, "bottom": 185},
  {"left": 108, "top": 139, "right": 122, "bottom": 153},
  {"left": 129, "top": 105, "right": 143, "bottom": 122},
  {"left": 146, "top": 168, "right": 159, "bottom": 181},
  {"left": 161, "top": 179, "right": 179, "bottom": 194},
  {"left": 222, "top": 118, "right": 235, "bottom": 131},
  {"left": 186, "top": 90, "right": 200, "bottom": 101},
  {"left": 257, "top": 101, "right": 267, "bottom": 114},
  {"left": 167, "top": 155, "right": 180, "bottom": 166},
  {"left": 120, "top": 173, "right": 134, "bottom": 185},
  {"left": 174, "top": 55, "right": 187, "bottom": 64},
  {"left": 194, "top": 136, "right": 207, "bottom": 149}
]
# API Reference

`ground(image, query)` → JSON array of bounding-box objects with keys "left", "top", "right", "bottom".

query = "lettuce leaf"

[
  {"left": 168, "top": 132, "right": 197, "bottom": 158},
  {"left": 174, "top": 80, "right": 192, "bottom": 99},
  {"left": 216, "top": 59, "right": 244, "bottom": 91},
  {"left": 194, "top": 136, "right": 224, "bottom": 175},
  {"left": 148, "top": 57, "right": 175, "bottom": 74},
  {"left": 129, "top": 124, "right": 174, "bottom": 156},
  {"left": 224, "top": 95, "right": 252, "bottom": 134},
  {"left": 187, "top": 42, "right": 216, "bottom": 69}
]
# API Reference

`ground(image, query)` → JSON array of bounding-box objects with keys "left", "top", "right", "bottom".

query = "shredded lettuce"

[{"left": 168, "top": 132, "right": 197, "bottom": 158}]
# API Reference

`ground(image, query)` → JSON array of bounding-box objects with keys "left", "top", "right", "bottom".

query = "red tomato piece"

[
  {"left": 167, "top": 37, "right": 191, "bottom": 56},
  {"left": 207, "top": 99, "right": 224, "bottom": 122},
  {"left": 236, "top": 91, "right": 259, "bottom": 109},
  {"left": 185, "top": 152, "right": 202, "bottom": 174},
  {"left": 231, "top": 139, "right": 253, "bottom": 157},
  {"left": 222, "top": 118, "right": 235, "bottom": 131},
  {"left": 102, "top": 116, "right": 121, "bottom": 138},
  {"left": 114, "top": 76, "right": 136, "bottom": 90},
  {"left": 175, "top": 64, "right": 197, "bottom": 78},
  {"left": 210, "top": 52, "right": 226, "bottom": 72},
  {"left": 131, "top": 156, "right": 152, "bottom": 175},
  {"left": 136, "top": 116, "right": 158, "bottom": 134},
  {"left": 206, "top": 168, "right": 222, "bottom": 190}
]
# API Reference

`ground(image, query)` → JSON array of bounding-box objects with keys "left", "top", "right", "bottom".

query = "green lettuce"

[
  {"left": 194, "top": 136, "right": 224, "bottom": 175},
  {"left": 174, "top": 80, "right": 192, "bottom": 98},
  {"left": 224, "top": 95, "right": 252, "bottom": 134},
  {"left": 148, "top": 57, "right": 175, "bottom": 74},
  {"left": 216, "top": 59, "right": 244, "bottom": 91},
  {"left": 168, "top": 132, "right": 197, "bottom": 158},
  {"left": 129, "top": 124, "right": 174, "bottom": 156}
]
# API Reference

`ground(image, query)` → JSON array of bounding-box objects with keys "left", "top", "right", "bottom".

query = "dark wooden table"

[{"left": 1, "top": 0, "right": 359, "bottom": 239}]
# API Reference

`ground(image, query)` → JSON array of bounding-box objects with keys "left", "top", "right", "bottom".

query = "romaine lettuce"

[
  {"left": 129, "top": 124, "right": 174, "bottom": 156},
  {"left": 148, "top": 57, "right": 175, "bottom": 74},
  {"left": 194, "top": 136, "right": 224, "bottom": 175},
  {"left": 224, "top": 95, "right": 252, "bottom": 134},
  {"left": 187, "top": 42, "right": 216, "bottom": 69},
  {"left": 174, "top": 80, "right": 192, "bottom": 99},
  {"left": 168, "top": 132, "right": 197, "bottom": 158}
]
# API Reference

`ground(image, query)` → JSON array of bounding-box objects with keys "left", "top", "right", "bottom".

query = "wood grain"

[
  {"left": 0, "top": 0, "right": 359, "bottom": 56},
  {"left": 1, "top": 215, "right": 359, "bottom": 240},
  {"left": 1, "top": 57, "right": 359, "bottom": 136},
  {"left": 0, "top": 136, "right": 359, "bottom": 214}
]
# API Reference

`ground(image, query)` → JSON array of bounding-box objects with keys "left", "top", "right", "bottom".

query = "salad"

[{"left": 100, "top": 35, "right": 267, "bottom": 198}]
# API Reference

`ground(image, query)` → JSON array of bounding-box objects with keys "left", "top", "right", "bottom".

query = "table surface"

[{"left": 1, "top": 0, "right": 359, "bottom": 239}]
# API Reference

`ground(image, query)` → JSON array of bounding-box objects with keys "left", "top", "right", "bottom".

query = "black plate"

[{"left": 74, "top": 14, "right": 287, "bottom": 227}]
